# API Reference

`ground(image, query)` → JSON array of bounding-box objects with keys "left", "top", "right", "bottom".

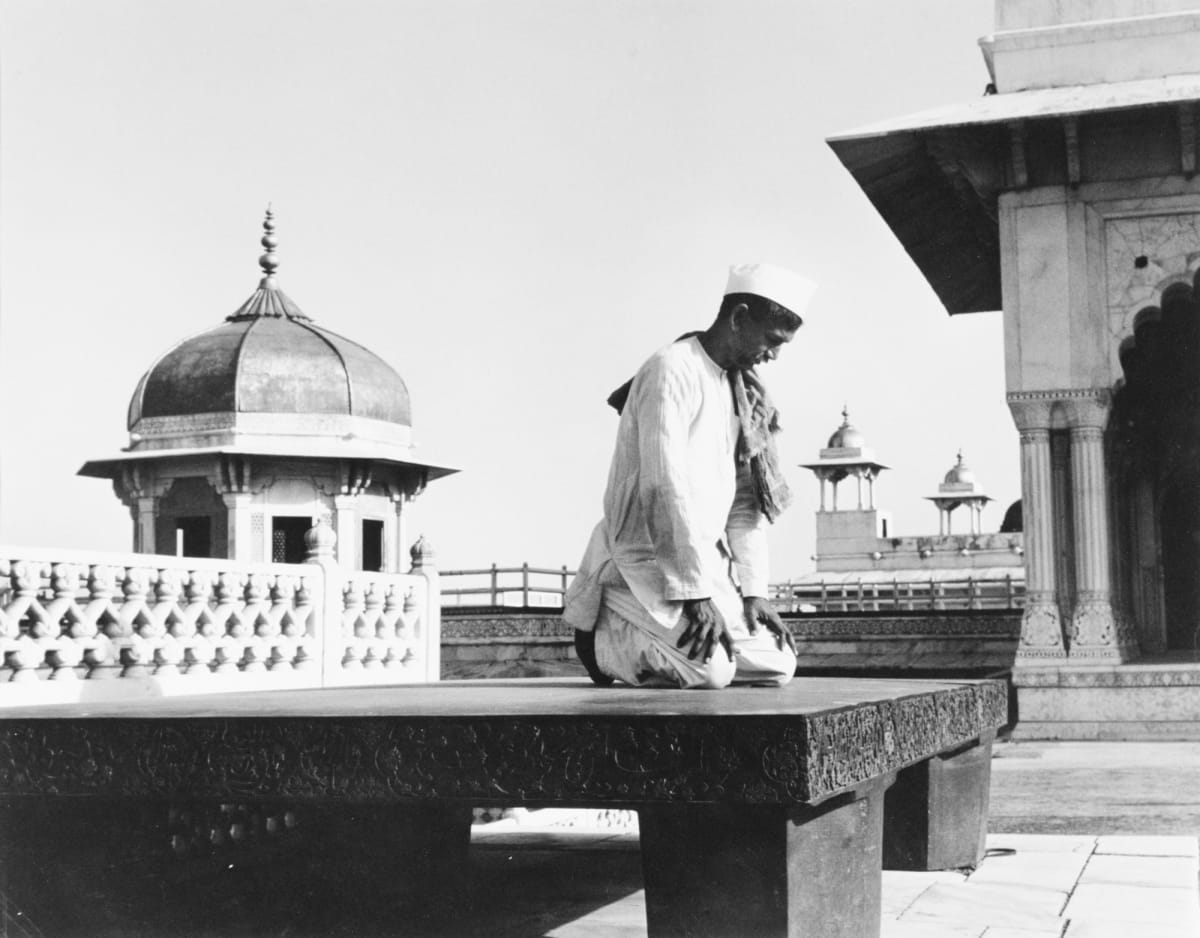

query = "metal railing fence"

[
  {"left": 441, "top": 563, "right": 572, "bottom": 608},
  {"left": 441, "top": 565, "right": 1026, "bottom": 613}
]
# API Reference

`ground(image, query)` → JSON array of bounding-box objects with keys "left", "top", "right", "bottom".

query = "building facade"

[{"left": 829, "top": 0, "right": 1200, "bottom": 736}]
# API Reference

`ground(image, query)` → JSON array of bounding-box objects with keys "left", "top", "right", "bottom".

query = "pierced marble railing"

[
  {"left": 0, "top": 533, "right": 439, "bottom": 705},
  {"left": 326, "top": 569, "right": 434, "bottom": 685}
]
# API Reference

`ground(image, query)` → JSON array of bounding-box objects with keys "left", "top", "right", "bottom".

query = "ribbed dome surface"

[
  {"left": 128, "top": 314, "right": 411, "bottom": 429},
  {"left": 127, "top": 210, "right": 410, "bottom": 432}
]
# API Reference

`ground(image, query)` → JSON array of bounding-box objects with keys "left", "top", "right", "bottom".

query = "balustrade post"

[
  {"left": 304, "top": 518, "right": 342, "bottom": 687},
  {"left": 521, "top": 562, "right": 530, "bottom": 607},
  {"left": 410, "top": 536, "right": 441, "bottom": 681},
  {"left": 490, "top": 563, "right": 498, "bottom": 607}
]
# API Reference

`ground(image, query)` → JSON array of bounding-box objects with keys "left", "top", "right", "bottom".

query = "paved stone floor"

[
  {"left": 2, "top": 740, "right": 1198, "bottom": 936},
  {"left": 460, "top": 809, "right": 1200, "bottom": 938}
]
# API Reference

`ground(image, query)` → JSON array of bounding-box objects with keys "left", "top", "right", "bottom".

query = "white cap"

[{"left": 724, "top": 263, "right": 817, "bottom": 320}]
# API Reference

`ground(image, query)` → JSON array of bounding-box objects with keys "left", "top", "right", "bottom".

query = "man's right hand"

[{"left": 676, "top": 598, "right": 734, "bottom": 663}]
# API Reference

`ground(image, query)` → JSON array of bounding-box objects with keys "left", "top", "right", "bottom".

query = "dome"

[
  {"left": 827, "top": 407, "right": 866, "bottom": 449},
  {"left": 127, "top": 314, "right": 411, "bottom": 428},
  {"left": 126, "top": 210, "right": 411, "bottom": 440},
  {"left": 943, "top": 451, "right": 977, "bottom": 486}
]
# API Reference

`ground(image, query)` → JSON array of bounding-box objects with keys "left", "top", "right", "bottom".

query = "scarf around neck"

[{"left": 606, "top": 334, "right": 793, "bottom": 523}]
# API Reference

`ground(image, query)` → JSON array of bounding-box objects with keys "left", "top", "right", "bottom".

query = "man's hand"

[
  {"left": 676, "top": 598, "right": 733, "bottom": 662},
  {"left": 743, "top": 597, "right": 796, "bottom": 653}
]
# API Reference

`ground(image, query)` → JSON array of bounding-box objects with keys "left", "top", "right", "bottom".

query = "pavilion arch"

[{"left": 1110, "top": 272, "right": 1200, "bottom": 653}]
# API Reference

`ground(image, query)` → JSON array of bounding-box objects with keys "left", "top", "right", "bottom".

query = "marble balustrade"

[{"left": 0, "top": 541, "right": 439, "bottom": 704}]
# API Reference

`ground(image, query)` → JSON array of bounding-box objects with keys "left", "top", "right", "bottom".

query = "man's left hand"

[{"left": 743, "top": 597, "right": 796, "bottom": 653}]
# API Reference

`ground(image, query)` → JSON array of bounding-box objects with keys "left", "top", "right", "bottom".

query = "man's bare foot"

[{"left": 574, "top": 629, "right": 614, "bottom": 686}]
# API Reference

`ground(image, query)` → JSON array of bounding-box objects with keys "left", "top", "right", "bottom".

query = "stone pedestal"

[
  {"left": 883, "top": 732, "right": 995, "bottom": 871},
  {"left": 639, "top": 780, "right": 891, "bottom": 938}
]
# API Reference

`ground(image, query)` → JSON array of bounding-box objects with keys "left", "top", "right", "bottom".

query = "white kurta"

[{"left": 564, "top": 336, "right": 794, "bottom": 688}]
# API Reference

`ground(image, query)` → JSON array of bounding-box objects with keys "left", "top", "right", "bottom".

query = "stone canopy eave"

[
  {"left": 826, "top": 73, "right": 1200, "bottom": 316},
  {"left": 77, "top": 445, "right": 459, "bottom": 484}
]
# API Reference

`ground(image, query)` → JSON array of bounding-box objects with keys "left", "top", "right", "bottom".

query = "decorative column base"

[
  {"left": 1068, "top": 594, "right": 1139, "bottom": 661},
  {"left": 1015, "top": 596, "right": 1067, "bottom": 661}
]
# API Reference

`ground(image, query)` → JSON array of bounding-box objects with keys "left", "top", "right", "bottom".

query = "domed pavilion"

[
  {"left": 925, "top": 451, "right": 993, "bottom": 536},
  {"left": 79, "top": 209, "right": 456, "bottom": 571},
  {"left": 800, "top": 407, "right": 890, "bottom": 516}
]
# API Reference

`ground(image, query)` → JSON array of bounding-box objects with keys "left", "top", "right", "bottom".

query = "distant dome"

[
  {"left": 943, "top": 451, "right": 977, "bottom": 486},
  {"left": 126, "top": 210, "right": 411, "bottom": 435},
  {"left": 827, "top": 407, "right": 866, "bottom": 449},
  {"left": 1000, "top": 499, "right": 1023, "bottom": 533}
]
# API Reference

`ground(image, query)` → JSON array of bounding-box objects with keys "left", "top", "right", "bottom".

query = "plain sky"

[{"left": 0, "top": 0, "right": 1013, "bottom": 580}]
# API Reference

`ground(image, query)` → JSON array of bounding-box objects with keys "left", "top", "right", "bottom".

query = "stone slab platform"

[
  {"left": 0, "top": 676, "right": 1006, "bottom": 807},
  {"left": 0, "top": 676, "right": 1007, "bottom": 938}
]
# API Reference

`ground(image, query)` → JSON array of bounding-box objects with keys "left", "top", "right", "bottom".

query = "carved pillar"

[
  {"left": 1020, "top": 428, "right": 1066, "bottom": 656},
  {"left": 386, "top": 473, "right": 426, "bottom": 574},
  {"left": 222, "top": 493, "right": 254, "bottom": 562},
  {"left": 135, "top": 497, "right": 158, "bottom": 554},
  {"left": 115, "top": 464, "right": 162, "bottom": 554},
  {"left": 1065, "top": 394, "right": 1136, "bottom": 660},
  {"left": 1008, "top": 396, "right": 1065, "bottom": 659},
  {"left": 1050, "top": 431, "right": 1075, "bottom": 619},
  {"left": 332, "top": 495, "right": 359, "bottom": 571},
  {"left": 219, "top": 456, "right": 255, "bottom": 563},
  {"left": 392, "top": 497, "right": 407, "bottom": 575}
]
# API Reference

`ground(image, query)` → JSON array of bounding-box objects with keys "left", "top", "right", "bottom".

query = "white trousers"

[{"left": 593, "top": 586, "right": 796, "bottom": 689}]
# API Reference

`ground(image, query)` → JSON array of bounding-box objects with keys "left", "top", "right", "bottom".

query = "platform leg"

[
  {"left": 638, "top": 778, "right": 890, "bottom": 938},
  {"left": 883, "top": 730, "right": 995, "bottom": 871}
]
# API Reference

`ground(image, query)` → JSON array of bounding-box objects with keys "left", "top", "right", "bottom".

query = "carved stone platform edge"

[
  {"left": 0, "top": 684, "right": 1007, "bottom": 808},
  {"left": 1013, "top": 665, "right": 1200, "bottom": 687}
]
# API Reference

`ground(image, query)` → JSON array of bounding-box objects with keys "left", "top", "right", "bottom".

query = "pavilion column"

[
  {"left": 1065, "top": 395, "right": 1135, "bottom": 660},
  {"left": 1009, "top": 397, "right": 1066, "bottom": 660},
  {"left": 134, "top": 496, "right": 158, "bottom": 554},
  {"left": 392, "top": 497, "right": 408, "bottom": 575},
  {"left": 1019, "top": 428, "right": 1066, "bottom": 657},
  {"left": 218, "top": 456, "right": 255, "bottom": 563},
  {"left": 116, "top": 465, "right": 163, "bottom": 554},
  {"left": 333, "top": 495, "right": 359, "bottom": 571},
  {"left": 222, "top": 493, "right": 254, "bottom": 563}
]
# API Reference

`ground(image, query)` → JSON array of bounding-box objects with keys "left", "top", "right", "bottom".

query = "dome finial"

[
  {"left": 259, "top": 205, "right": 279, "bottom": 288},
  {"left": 840, "top": 404, "right": 850, "bottom": 427}
]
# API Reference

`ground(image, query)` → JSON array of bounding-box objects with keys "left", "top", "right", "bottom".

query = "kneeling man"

[{"left": 564, "top": 263, "right": 815, "bottom": 688}]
